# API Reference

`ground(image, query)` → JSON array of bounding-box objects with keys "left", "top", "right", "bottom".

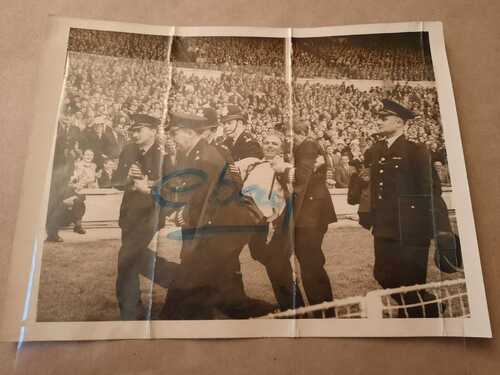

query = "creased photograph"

[{"left": 0, "top": 18, "right": 491, "bottom": 341}]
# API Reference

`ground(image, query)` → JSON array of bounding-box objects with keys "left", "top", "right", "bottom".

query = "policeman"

[
  {"left": 221, "top": 105, "right": 263, "bottom": 161},
  {"left": 219, "top": 105, "right": 263, "bottom": 307},
  {"left": 199, "top": 107, "right": 253, "bottom": 309},
  {"left": 292, "top": 120, "right": 337, "bottom": 317},
  {"left": 367, "top": 99, "right": 448, "bottom": 318},
  {"left": 159, "top": 111, "right": 269, "bottom": 319},
  {"left": 113, "top": 113, "right": 177, "bottom": 320}
]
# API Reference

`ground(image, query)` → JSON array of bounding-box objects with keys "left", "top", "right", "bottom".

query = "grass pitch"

[{"left": 36, "top": 223, "right": 464, "bottom": 321}]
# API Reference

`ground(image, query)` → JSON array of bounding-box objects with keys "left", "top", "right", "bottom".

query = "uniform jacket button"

[{"left": 379, "top": 169, "right": 384, "bottom": 173}]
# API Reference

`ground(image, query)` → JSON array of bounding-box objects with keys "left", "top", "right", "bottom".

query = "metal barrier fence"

[{"left": 261, "top": 278, "right": 469, "bottom": 319}]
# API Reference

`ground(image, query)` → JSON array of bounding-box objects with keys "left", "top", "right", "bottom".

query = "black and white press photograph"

[{"left": 1, "top": 19, "right": 490, "bottom": 340}]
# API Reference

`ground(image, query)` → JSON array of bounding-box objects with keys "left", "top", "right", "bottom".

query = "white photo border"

[{"left": 0, "top": 17, "right": 491, "bottom": 341}]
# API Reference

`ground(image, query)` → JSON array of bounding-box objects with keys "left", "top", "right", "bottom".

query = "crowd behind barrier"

[
  {"left": 56, "top": 52, "right": 449, "bottom": 190},
  {"left": 57, "top": 28, "right": 448, "bottom": 191}
]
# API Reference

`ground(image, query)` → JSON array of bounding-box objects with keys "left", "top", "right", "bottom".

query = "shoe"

[
  {"left": 46, "top": 235, "right": 64, "bottom": 242},
  {"left": 73, "top": 226, "right": 86, "bottom": 234}
]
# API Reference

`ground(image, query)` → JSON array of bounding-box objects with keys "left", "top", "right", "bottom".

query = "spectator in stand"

[
  {"left": 434, "top": 160, "right": 451, "bottom": 185},
  {"left": 80, "top": 118, "right": 104, "bottom": 166},
  {"left": 97, "top": 158, "right": 116, "bottom": 188},
  {"left": 72, "top": 149, "right": 98, "bottom": 189},
  {"left": 102, "top": 119, "right": 123, "bottom": 161},
  {"left": 46, "top": 183, "right": 87, "bottom": 240},
  {"left": 324, "top": 144, "right": 339, "bottom": 188},
  {"left": 334, "top": 155, "right": 356, "bottom": 188},
  {"left": 430, "top": 141, "right": 445, "bottom": 163}
]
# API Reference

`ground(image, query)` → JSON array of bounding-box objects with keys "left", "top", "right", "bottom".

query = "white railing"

[{"left": 260, "top": 278, "right": 469, "bottom": 319}]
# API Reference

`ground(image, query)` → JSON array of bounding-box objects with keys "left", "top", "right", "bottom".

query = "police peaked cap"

[
  {"left": 379, "top": 99, "right": 416, "bottom": 122},
  {"left": 129, "top": 114, "right": 161, "bottom": 130},
  {"left": 168, "top": 112, "right": 212, "bottom": 131},
  {"left": 202, "top": 107, "right": 219, "bottom": 128},
  {"left": 221, "top": 105, "right": 244, "bottom": 123}
]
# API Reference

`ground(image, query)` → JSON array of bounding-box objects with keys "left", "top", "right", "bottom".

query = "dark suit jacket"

[
  {"left": 98, "top": 170, "right": 114, "bottom": 188},
  {"left": 102, "top": 127, "right": 121, "bottom": 159},
  {"left": 54, "top": 122, "right": 81, "bottom": 167},
  {"left": 334, "top": 165, "right": 355, "bottom": 188},
  {"left": 80, "top": 128, "right": 106, "bottom": 164},
  {"left": 293, "top": 137, "right": 337, "bottom": 227},
  {"left": 368, "top": 135, "right": 450, "bottom": 243}
]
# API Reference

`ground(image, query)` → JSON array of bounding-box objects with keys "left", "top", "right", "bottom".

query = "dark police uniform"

[
  {"left": 221, "top": 104, "right": 263, "bottom": 162},
  {"left": 113, "top": 114, "right": 176, "bottom": 320},
  {"left": 220, "top": 106, "right": 303, "bottom": 312},
  {"left": 367, "top": 99, "right": 449, "bottom": 318},
  {"left": 293, "top": 136, "right": 337, "bottom": 316},
  {"left": 222, "top": 130, "right": 263, "bottom": 161},
  {"left": 160, "top": 112, "right": 270, "bottom": 320}
]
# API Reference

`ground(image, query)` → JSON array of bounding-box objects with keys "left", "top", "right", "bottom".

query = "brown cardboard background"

[{"left": 0, "top": 0, "right": 498, "bottom": 373}]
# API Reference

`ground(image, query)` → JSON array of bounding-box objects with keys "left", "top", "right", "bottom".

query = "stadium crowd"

[
  {"left": 293, "top": 81, "right": 446, "bottom": 167},
  {"left": 55, "top": 55, "right": 448, "bottom": 188},
  {"left": 171, "top": 35, "right": 435, "bottom": 81},
  {"left": 68, "top": 29, "right": 170, "bottom": 61},
  {"left": 67, "top": 29, "right": 435, "bottom": 81},
  {"left": 172, "top": 36, "right": 285, "bottom": 76},
  {"left": 55, "top": 29, "right": 448, "bottom": 191},
  {"left": 56, "top": 51, "right": 170, "bottom": 179},
  {"left": 168, "top": 73, "right": 448, "bottom": 186},
  {"left": 169, "top": 69, "right": 289, "bottom": 144},
  {"left": 293, "top": 37, "right": 435, "bottom": 81}
]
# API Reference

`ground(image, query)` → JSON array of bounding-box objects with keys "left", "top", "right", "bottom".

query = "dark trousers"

[
  {"left": 160, "top": 228, "right": 248, "bottom": 320},
  {"left": 249, "top": 224, "right": 304, "bottom": 312},
  {"left": 46, "top": 196, "right": 86, "bottom": 237},
  {"left": 117, "top": 215, "right": 178, "bottom": 320},
  {"left": 373, "top": 237, "right": 441, "bottom": 318},
  {"left": 294, "top": 226, "right": 334, "bottom": 317}
]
